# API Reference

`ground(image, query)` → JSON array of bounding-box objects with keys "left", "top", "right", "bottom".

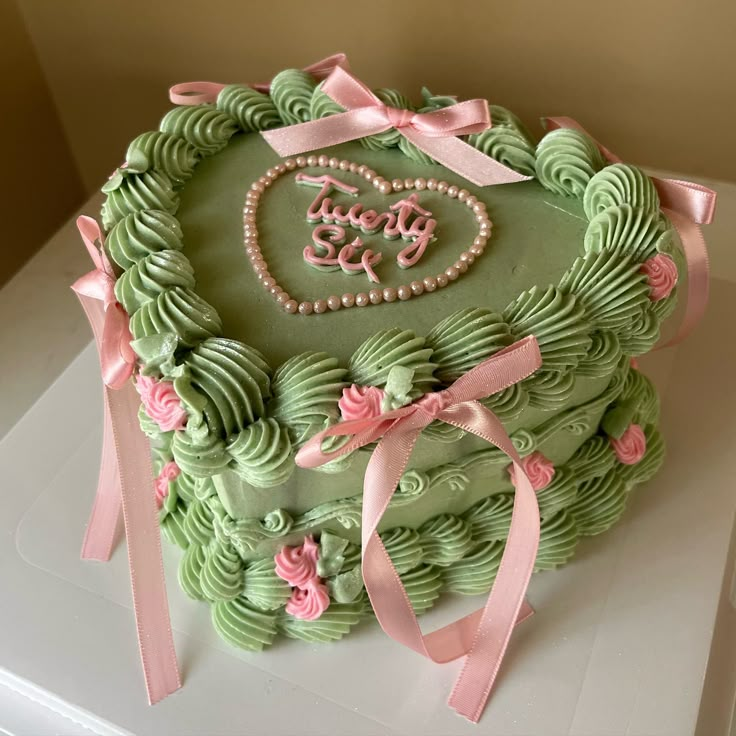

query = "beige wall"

[
  {"left": 0, "top": 0, "right": 85, "bottom": 285},
  {"left": 13, "top": 0, "right": 736, "bottom": 198}
]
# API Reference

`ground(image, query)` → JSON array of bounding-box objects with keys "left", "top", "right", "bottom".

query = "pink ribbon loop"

[
  {"left": 72, "top": 217, "right": 181, "bottom": 704},
  {"left": 169, "top": 52, "right": 350, "bottom": 105},
  {"left": 296, "top": 335, "right": 543, "bottom": 723},
  {"left": 542, "top": 116, "right": 716, "bottom": 346},
  {"left": 262, "top": 66, "right": 532, "bottom": 188}
]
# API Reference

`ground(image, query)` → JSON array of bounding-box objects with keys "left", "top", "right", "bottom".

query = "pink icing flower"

[
  {"left": 285, "top": 580, "right": 331, "bottom": 621},
  {"left": 610, "top": 423, "right": 647, "bottom": 465},
  {"left": 154, "top": 461, "right": 180, "bottom": 509},
  {"left": 274, "top": 535, "right": 320, "bottom": 588},
  {"left": 507, "top": 451, "right": 555, "bottom": 491},
  {"left": 640, "top": 253, "right": 678, "bottom": 301},
  {"left": 135, "top": 374, "right": 187, "bottom": 432},
  {"left": 338, "top": 384, "right": 386, "bottom": 421},
  {"left": 630, "top": 357, "right": 640, "bottom": 370}
]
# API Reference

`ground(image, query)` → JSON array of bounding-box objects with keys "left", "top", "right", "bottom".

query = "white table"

[{"left": 2, "top": 177, "right": 736, "bottom": 736}]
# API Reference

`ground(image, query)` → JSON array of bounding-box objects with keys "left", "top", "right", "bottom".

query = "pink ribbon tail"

[
  {"left": 262, "top": 66, "right": 531, "bottom": 188},
  {"left": 542, "top": 116, "right": 716, "bottom": 346},
  {"left": 296, "top": 336, "right": 543, "bottom": 722},
  {"left": 169, "top": 52, "right": 350, "bottom": 105},
  {"left": 72, "top": 217, "right": 181, "bottom": 704}
]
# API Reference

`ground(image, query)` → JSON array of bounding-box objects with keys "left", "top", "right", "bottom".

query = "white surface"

[{"left": 1, "top": 175, "right": 736, "bottom": 734}]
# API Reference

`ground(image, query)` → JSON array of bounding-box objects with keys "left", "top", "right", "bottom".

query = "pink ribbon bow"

[
  {"left": 296, "top": 335, "right": 543, "bottom": 723},
  {"left": 542, "top": 117, "right": 717, "bottom": 346},
  {"left": 71, "top": 217, "right": 180, "bottom": 705},
  {"left": 169, "top": 52, "right": 350, "bottom": 106},
  {"left": 262, "top": 66, "right": 532, "bottom": 188}
]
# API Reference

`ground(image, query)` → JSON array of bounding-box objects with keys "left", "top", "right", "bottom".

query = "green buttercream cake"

[{"left": 95, "top": 64, "right": 681, "bottom": 651}]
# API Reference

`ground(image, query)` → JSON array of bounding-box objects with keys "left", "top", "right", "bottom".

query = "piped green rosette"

[{"left": 99, "top": 65, "right": 678, "bottom": 652}]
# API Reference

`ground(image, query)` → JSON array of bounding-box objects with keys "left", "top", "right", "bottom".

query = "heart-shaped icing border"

[{"left": 242, "top": 153, "right": 493, "bottom": 315}]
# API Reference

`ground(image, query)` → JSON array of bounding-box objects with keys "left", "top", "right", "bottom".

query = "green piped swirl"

[
  {"left": 535, "top": 510, "right": 579, "bottom": 570},
  {"left": 462, "top": 493, "right": 513, "bottom": 542},
  {"left": 441, "top": 542, "right": 503, "bottom": 595},
  {"left": 349, "top": 328, "right": 437, "bottom": 396},
  {"left": 504, "top": 285, "right": 592, "bottom": 371},
  {"left": 577, "top": 331, "right": 622, "bottom": 378},
  {"left": 176, "top": 338, "right": 271, "bottom": 438},
  {"left": 227, "top": 418, "right": 294, "bottom": 488},
  {"left": 201, "top": 540, "right": 244, "bottom": 602},
  {"left": 270, "top": 69, "right": 317, "bottom": 126},
  {"left": 130, "top": 286, "right": 222, "bottom": 349},
  {"left": 417, "top": 514, "right": 474, "bottom": 566},
  {"left": 536, "top": 128, "right": 606, "bottom": 198},
  {"left": 381, "top": 527, "right": 423, "bottom": 574},
  {"left": 114, "top": 249, "right": 195, "bottom": 314},
  {"left": 469, "top": 127, "right": 536, "bottom": 177},
  {"left": 618, "top": 307, "right": 660, "bottom": 356},
  {"left": 126, "top": 131, "right": 199, "bottom": 184},
  {"left": 584, "top": 163, "right": 660, "bottom": 220},
  {"left": 268, "top": 352, "right": 347, "bottom": 446},
  {"left": 101, "top": 170, "right": 178, "bottom": 231},
  {"left": 217, "top": 84, "right": 281, "bottom": 132},
  {"left": 480, "top": 382, "right": 530, "bottom": 423},
  {"left": 172, "top": 429, "right": 229, "bottom": 477},
  {"left": 310, "top": 82, "right": 344, "bottom": 119},
  {"left": 278, "top": 602, "right": 365, "bottom": 643},
  {"left": 425, "top": 308, "right": 512, "bottom": 383},
  {"left": 242, "top": 558, "right": 291, "bottom": 611},
  {"left": 401, "top": 565, "right": 442, "bottom": 614},
  {"left": 212, "top": 596, "right": 278, "bottom": 650},
  {"left": 361, "top": 88, "right": 414, "bottom": 152},
  {"left": 160, "top": 104, "right": 237, "bottom": 155},
  {"left": 106, "top": 210, "right": 183, "bottom": 270},
  {"left": 526, "top": 369, "right": 576, "bottom": 411},
  {"left": 179, "top": 543, "right": 206, "bottom": 599},
  {"left": 570, "top": 468, "right": 627, "bottom": 536}
]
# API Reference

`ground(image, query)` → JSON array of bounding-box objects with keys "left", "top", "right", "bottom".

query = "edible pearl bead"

[
  {"left": 296, "top": 156, "right": 307, "bottom": 167},
  {"left": 473, "top": 236, "right": 487, "bottom": 247},
  {"left": 258, "top": 176, "right": 271, "bottom": 188},
  {"left": 357, "top": 165, "right": 368, "bottom": 176},
  {"left": 379, "top": 181, "right": 392, "bottom": 195},
  {"left": 414, "top": 177, "right": 427, "bottom": 190},
  {"left": 276, "top": 292, "right": 290, "bottom": 306},
  {"left": 404, "top": 178, "right": 415, "bottom": 190},
  {"left": 410, "top": 280, "right": 424, "bottom": 295},
  {"left": 458, "top": 189, "right": 469, "bottom": 202},
  {"left": 275, "top": 163, "right": 286, "bottom": 175},
  {"left": 314, "top": 299, "right": 327, "bottom": 314},
  {"left": 318, "top": 155, "right": 329, "bottom": 167},
  {"left": 298, "top": 301, "right": 314, "bottom": 315},
  {"left": 460, "top": 251, "right": 475, "bottom": 264},
  {"left": 473, "top": 202, "right": 486, "bottom": 214},
  {"left": 266, "top": 167, "right": 278, "bottom": 179},
  {"left": 355, "top": 292, "right": 370, "bottom": 307},
  {"left": 307, "top": 155, "right": 318, "bottom": 166},
  {"left": 349, "top": 162, "right": 359, "bottom": 173},
  {"left": 327, "top": 295, "right": 341, "bottom": 311},
  {"left": 454, "top": 260, "right": 468, "bottom": 273},
  {"left": 470, "top": 244, "right": 484, "bottom": 256},
  {"left": 447, "top": 185, "right": 459, "bottom": 198},
  {"left": 397, "top": 284, "right": 412, "bottom": 300},
  {"left": 437, "top": 181, "right": 449, "bottom": 194},
  {"left": 284, "top": 300, "right": 298, "bottom": 314},
  {"left": 423, "top": 276, "right": 437, "bottom": 292},
  {"left": 445, "top": 266, "right": 459, "bottom": 281},
  {"left": 466, "top": 195, "right": 477, "bottom": 207},
  {"left": 383, "top": 287, "right": 398, "bottom": 302},
  {"left": 427, "top": 178, "right": 438, "bottom": 191},
  {"left": 270, "top": 285, "right": 283, "bottom": 297},
  {"left": 369, "top": 288, "right": 383, "bottom": 304},
  {"left": 392, "top": 179, "right": 404, "bottom": 192},
  {"left": 329, "top": 157, "right": 340, "bottom": 169},
  {"left": 339, "top": 159, "right": 350, "bottom": 171},
  {"left": 245, "top": 245, "right": 260, "bottom": 256},
  {"left": 341, "top": 293, "right": 356, "bottom": 308},
  {"left": 285, "top": 159, "right": 297, "bottom": 170},
  {"left": 250, "top": 182, "right": 264, "bottom": 194},
  {"left": 436, "top": 273, "right": 449, "bottom": 288},
  {"left": 364, "top": 169, "right": 375, "bottom": 181}
]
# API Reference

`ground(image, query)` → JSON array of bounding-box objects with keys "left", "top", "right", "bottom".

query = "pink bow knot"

[
  {"left": 262, "top": 65, "right": 531, "bottom": 188},
  {"left": 296, "top": 335, "right": 544, "bottom": 723}
]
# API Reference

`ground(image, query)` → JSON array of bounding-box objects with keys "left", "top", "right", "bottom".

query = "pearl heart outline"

[{"left": 243, "top": 154, "right": 492, "bottom": 315}]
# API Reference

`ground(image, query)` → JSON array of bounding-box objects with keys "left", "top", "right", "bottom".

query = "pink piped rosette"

[
  {"left": 135, "top": 374, "right": 188, "bottom": 432},
  {"left": 274, "top": 535, "right": 330, "bottom": 621},
  {"left": 338, "top": 384, "right": 386, "bottom": 421},
  {"left": 507, "top": 451, "right": 555, "bottom": 491},
  {"left": 154, "top": 461, "right": 180, "bottom": 509},
  {"left": 640, "top": 253, "right": 678, "bottom": 301},
  {"left": 610, "top": 423, "right": 647, "bottom": 465}
]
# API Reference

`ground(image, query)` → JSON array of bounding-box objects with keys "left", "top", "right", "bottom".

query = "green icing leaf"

[
  {"left": 327, "top": 565, "right": 364, "bottom": 604},
  {"left": 601, "top": 399, "right": 638, "bottom": 439},
  {"left": 317, "top": 532, "right": 349, "bottom": 577}
]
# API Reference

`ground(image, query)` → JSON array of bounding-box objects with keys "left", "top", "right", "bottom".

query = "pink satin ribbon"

[
  {"left": 543, "top": 116, "right": 717, "bottom": 346},
  {"left": 296, "top": 336, "right": 543, "bottom": 722},
  {"left": 169, "top": 52, "right": 350, "bottom": 106},
  {"left": 72, "top": 217, "right": 181, "bottom": 704},
  {"left": 262, "top": 66, "right": 532, "bottom": 188}
]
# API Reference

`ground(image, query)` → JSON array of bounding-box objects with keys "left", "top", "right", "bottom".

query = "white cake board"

[{"left": 2, "top": 278, "right": 736, "bottom": 736}]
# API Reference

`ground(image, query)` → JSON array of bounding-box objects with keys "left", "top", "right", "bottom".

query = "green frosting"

[
  {"left": 269, "top": 69, "right": 317, "bottom": 125},
  {"left": 526, "top": 369, "right": 576, "bottom": 411},
  {"left": 101, "top": 170, "right": 178, "bottom": 231},
  {"left": 278, "top": 602, "right": 365, "bottom": 643},
  {"left": 469, "top": 127, "right": 536, "bottom": 177},
  {"left": 227, "top": 418, "right": 294, "bottom": 488},
  {"left": 126, "top": 131, "right": 199, "bottom": 184},
  {"left": 362, "top": 88, "right": 413, "bottom": 152},
  {"left": 381, "top": 527, "right": 423, "bottom": 574},
  {"left": 200, "top": 540, "right": 244, "bottom": 602},
  {"left": 536, "top": 128, "right": 606, "bottom": 198},
  {"left": 114, "top": 249, "right": 195, "bottom": 314},
  {"left": 212, "top": 596, "right": 278, "bottom": 650},
  {"left": 217, "top": 84, "right": 281, "bottom": 132},
  {"left": 559, "top": 251, "right": 649, "bottom": 332},
  {"left": 462, "top": 493, "right": 513, "bottom": 543},
  {"left": 161, "top": 501, "right": 189, "bottom": 549},
  {"left": 621, "top": 367, "right": 659, "bottom": 425},
  {"left": 441, "top": 541, "right": 503, "bottom": 595},
  {"left": 177, "top": 337, "right": 271, "bottom": 438},
  {"left": 106, "top": 209, "right": 183, "bottom": 270},
  {"left": 489, "top": 105, "right": 535, "bottom": 139},
  {"left": 536, "top": 469, "right": 578, "bottom": 517},
  {"left": 584, "top": 163, "right": 660, "bottom": 220},
  {"left": 268, "top": 352, "right": 347, "bottom": 445},
  {"left": 159, "top": 104, "right": 237, "bottom": 155},
  {"left": 480, "top": 382, "right": 530, "bottom": 422},
  {"left": 620, "top": 425, "right": 664, "bottom": 485},
  {"left": 130, "top": 286, "right": 222, "bottom": 349},
  {"left": 401, "top": 565, "right": 442, "bottom": 614},
  {"left": 316, "top": 531, "right": 350, "bottom": 577},
  {"left": 577, "top": 331, "right": 622, "bottom": 378},
  {"left": 584, "top": 204, "right": 672, "bottom": 261},
  {"left": 618, "top": 308, "right": 660, "bottom": 356},
  {"left": 425, "top": 308, "right": 512, "bottom": 383},
  {"left": 310, "top": 81, "right": 344, "bottom": 119},
  {"left": 348, "top": 328, "right": 437, "bottom": 396},
  {"left": 182, "top": 497, "right": 215, "bottom": 545},
  {"left": 242, "top": 557, "right": 291, "bottom": 610},
  {"left": 172, "top": 429, "right": 229, "bottom": 477},
  {"left": 535, "top": 510, "right": 579, "bottom": 570},
  {"left": 570, "top": 468, "right": 627, "bottom": 535},
  {"left": 417, "top": 514, "right": 474, "bottom": 566},
  {"left": 504, "top": 285, "right": 592, "bottom": 370},
  {"left": 179, "top": 543, "right": 207, "bottom": 599}
]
